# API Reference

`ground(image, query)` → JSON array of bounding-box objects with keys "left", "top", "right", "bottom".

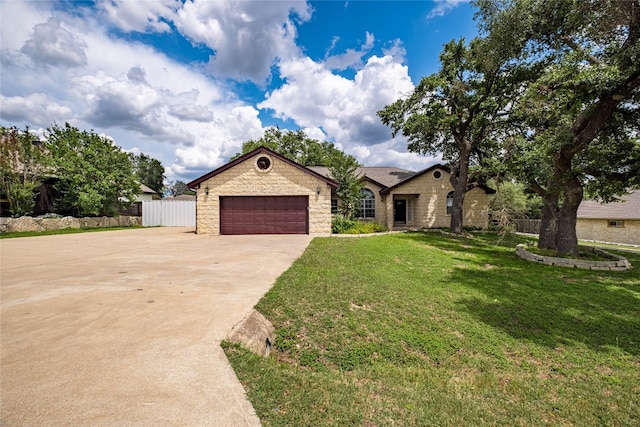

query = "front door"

[{"left": 394, "top": 199, "right": 406, "bottom": 224}]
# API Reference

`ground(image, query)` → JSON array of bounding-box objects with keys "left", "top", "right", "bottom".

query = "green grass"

[
  {"left": 223, "top": 231, "right": 640, "bottom": 426},
  {"left": 0, "top": 226, "right": 143, "bottom": 239}
]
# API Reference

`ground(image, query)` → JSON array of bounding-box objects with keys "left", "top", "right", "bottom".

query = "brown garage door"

[{"left": 220, "top": 196, "right": 309, "bottom": 235}]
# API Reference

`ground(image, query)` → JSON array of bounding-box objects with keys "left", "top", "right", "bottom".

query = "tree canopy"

[
  {"left": 378, "top": 37, "right": 522, "bottom": 233},
  {"left": 234, "top": 127, "right": 351, "bottom": 167},
  {"left": 475, "top": 0, "right": 640, "bottom": 255},
  {"left": 0, "top": 126, "right": 49, "bottom": 217},
  {"left": 130, "top": 153, "right": 165, "bottom": 195},
  {"left": 45, "top": 123, "right": 139, "bottom": 217}
]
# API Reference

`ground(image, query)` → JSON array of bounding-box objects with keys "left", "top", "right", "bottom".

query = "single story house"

[
  {"left": 576, "top": 189, "right": 640, "bottom": 245},
  {"left": 187, "top": 146, "right": 494, "bottom": 235},
  {"left": 135, "top": 183, "right": 156, "bottom": 202}
]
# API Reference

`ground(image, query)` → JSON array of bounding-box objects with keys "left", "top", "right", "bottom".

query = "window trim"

[
  {"left": 357, "top": 188, "right": 376, "bottom": 219},
  {"left": 608, "top": 220, "right": 625, "bottom": 228},
  {"left": 446, "top": 191, "right": 454, "bottom": 215}
]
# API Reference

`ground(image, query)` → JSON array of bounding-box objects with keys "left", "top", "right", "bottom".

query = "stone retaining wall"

[
  {"left": 0, "top": 216, "right": 142, "bottom": 233},
  {"left": 515, "top": 244, "right": 631, "bottom": 271}
]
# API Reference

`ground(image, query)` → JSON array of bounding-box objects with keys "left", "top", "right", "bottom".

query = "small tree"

[
  {"left": 0, "top": 126, "right": 48, "bottom": 217},
  {"left": 130, "top": 153, "right": 165, "bottom": 194},
  {"left": 45, "top": 123, "right": 139, "bottom": 217},
  {"left": 328, "top": 153, "right": 363, "bottom": 219},
  {"left": 165, "top": 180, "right": 195, "bottom": 197}
]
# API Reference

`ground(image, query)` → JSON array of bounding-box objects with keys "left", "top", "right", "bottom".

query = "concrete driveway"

[{"left": 0, "top": 227, "right": 312, "bottom": 426}]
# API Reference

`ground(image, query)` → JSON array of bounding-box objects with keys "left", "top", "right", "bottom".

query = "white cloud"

[
  {"left": 21, "top": 17, "right": 87, "bottom": 68},
  {"left": 259, "top": 53, "right": 414, "bottom": 151},
  {"left": 427, "top": 0, "right": 469, "bottom": 19},
  {"left": 0, "top": 93, "right": 72, "bottom": 127},
  {"left": 97, "top": 0, "right": 179, "bottom": 33},
  {"left": 173, "top": 0, "right": 311, "bottom": 83},
  {"left": 324, "top": 31, "right": 375, "bottom": 71}
]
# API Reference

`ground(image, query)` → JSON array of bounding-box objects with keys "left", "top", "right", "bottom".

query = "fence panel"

[
  {"left": 142, "top": 200, "right": 196, "bottom": 227},
  {"left": 514, "top": 219, "right": 541, "bottom": 234}
]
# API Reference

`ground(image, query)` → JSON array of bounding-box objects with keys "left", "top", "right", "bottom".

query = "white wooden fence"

[{"left": 142, "top": 200, "right": 196, "bottom": 227}]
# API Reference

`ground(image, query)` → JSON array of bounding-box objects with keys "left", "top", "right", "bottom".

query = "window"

[
  {"left": 358, "top": 188, "right": 376, "bottom": 218},
  {"left": 446, "top": 191, "right": 454, "bottom": 215},
  {"left": 608, "top": 220, "right": 625, "bottom": 228},
  {"left": 331, "top": 199, "right": 338, "bottom": 214},
  {"left": 433, "top": 170, "right": 442, "bottom": 180}
]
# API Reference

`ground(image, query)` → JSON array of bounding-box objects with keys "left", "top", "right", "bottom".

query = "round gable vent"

[
  {"left": 433, "top": 170, "right": 442, "bottom": 180},
  {"left": 256, "top": 156, "right": 272, "bottom": 172}
]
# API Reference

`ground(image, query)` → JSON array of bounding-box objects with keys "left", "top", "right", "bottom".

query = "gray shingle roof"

[
  {"left": 307, "top": 166, "right": 416, "bottom": 188},
  {"left": 577, "top": 189, "right": 640, "bottom": 220}
]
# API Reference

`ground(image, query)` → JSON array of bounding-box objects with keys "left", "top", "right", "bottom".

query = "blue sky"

[{"left": 0, "top": 0, "right": 480, "bottom": 182}]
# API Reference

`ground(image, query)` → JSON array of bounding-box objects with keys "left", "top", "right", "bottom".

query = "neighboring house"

[
  {"left": 576, "top": 189, "right": 640, "bottom": 245},
  {"left": 135, "top": 183, "right": 156, "bottom": 202},
  {"left": 187, "top": 146, "right": 494, "bottom": 235}
]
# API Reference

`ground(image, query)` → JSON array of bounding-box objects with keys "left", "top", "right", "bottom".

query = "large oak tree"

[
  {"left": 477, "top": 0, "right": 640, "bottom": 255},
  {"left": 378, "top": 38, "right": 523, "bottom": 233}
]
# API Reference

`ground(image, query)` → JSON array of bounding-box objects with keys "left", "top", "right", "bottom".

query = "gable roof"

[
  {"left": 307, "top": 166, "right": 416, "bottom": 189},
  {"left": 139, "top": 183, "right": 156, "bottom": 194},
  {"left": 577, "top": 189, "right": 640, "bottom": 220},
  {"left": 186, "top": 146, "right": 339, "bottom": 189},
  {"left": 379, "top": 164, "right": 496, "bottom": 195}
]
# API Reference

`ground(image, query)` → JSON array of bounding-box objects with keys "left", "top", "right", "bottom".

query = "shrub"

[
  {"left": 332, "top": 216, "right": 388, "bottom": 234},
  {"left": 331, "top": 215, "right": 356, "bottom": 234}
]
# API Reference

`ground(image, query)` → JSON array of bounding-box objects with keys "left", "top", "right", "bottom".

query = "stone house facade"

[
  {"left": 188, "top": 146, "right": 494, "bottom": 235},
  {"left": 187, "top": 147, "right": 337, "bottom": 235},
  {"left": 576, "top": 189, "right": 640, "bottom": 245}
]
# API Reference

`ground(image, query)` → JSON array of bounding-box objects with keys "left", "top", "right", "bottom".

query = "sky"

[{"left": 0, "top": 0, "right": 480, "bottom": 183}]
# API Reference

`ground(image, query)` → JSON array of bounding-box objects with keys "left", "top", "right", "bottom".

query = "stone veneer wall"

[
  {"left": 194, "top": 153, "right": 333, "bottom": 234},
  {"left": 576, "top": 219, "right": 640, "bottom": 246},
  {"left": 1, "top": 216, "right": 142, "bottom": 233},
  {"left": 383, "top": 169, "right": 490, "bottom": 230}
]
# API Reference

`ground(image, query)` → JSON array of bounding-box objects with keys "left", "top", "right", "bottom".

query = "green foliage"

[
  {"left": 488, "top": 180, "right": 542, "bottom": 224},
  {"left": 130, "top": 152, "right": 165, "bottom": 194},
  {"left": 45, "top": 123, "right": 139, "bottom": 217},
  {"left": 226, "top": 233, "right": 640, "bottom": 426},
  {"left": 331, "top": 215, "right": 388, "bottom": 234},
  {"left": 327, "top": 154, "right": 363, "bottom": 219},
  {"left": 476, "top": 0, "right": 640, "bottom": 255},
  {"left": 234, "top": 127, "right": 347, "bottom": 167},
  {"left": 165, "top": 180, "right": 195, "bottom": 197},
  {"left": 0, "top": 126, "right": 48, "bottom": 217},
  {"left": 378, "top": 37, "right": 522, "bottom": 233},
  {"left": 331, "top": 214, "right": 356, "bottom": 234}
]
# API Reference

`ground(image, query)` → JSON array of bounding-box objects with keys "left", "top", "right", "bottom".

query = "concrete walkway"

[{"left": 1, "top": 228, "right": 312, "bottom": 426}]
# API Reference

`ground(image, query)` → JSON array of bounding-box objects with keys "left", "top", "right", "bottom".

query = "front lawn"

[{"left": 223, "top": 232, "right": 640, "bottom": 426}]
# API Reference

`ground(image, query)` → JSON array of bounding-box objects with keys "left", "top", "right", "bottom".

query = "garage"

[
  {"left": 220, "top": 196, "right": 308, "bottom": 235},
  {"left": 187, "top": 147, "right": 337, "bottom": 235}
]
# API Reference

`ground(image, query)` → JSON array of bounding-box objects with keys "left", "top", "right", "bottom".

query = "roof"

[
  {"left": 379, "top": 164, "right": 496, "bottom": 196},
  {"left": 186, "top": 146, "right": 339, "bottom": 189},
  {"left": 139, "top": 183, "right": 156, "bottom": 194},
  {"left": 577, "top": 189, "right": 640, "bottom": 220},
  {"left": 307, "top": 166, "right": 416, "bottom": 188}
]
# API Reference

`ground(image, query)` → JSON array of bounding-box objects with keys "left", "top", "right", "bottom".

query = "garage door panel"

[{"left": 220, "top": 196, "right": 308, "bottom": 235}]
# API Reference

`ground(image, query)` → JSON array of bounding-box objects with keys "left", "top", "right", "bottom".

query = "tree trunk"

[
  {"left": 538, "top": 192, "right": 558, "bottom": 250},
  {"left": 555, "top": 175, "right": 582, "bottom": 256},
  {"left": 450, "top": 185, "right": 466, "bottom": 234},
  {"left": 449, "top": 138, "right": 471, "bottom": 234}
]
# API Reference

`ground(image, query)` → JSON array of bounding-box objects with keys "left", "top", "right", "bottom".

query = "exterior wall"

[
  {"left": 195, "top": 153, "right": 332, "bottom": 235},
  {"left": 135, "top": 193, "right": 154, "bottom": 202},
  {"left": 577, "top": 218, "right": 640, "bottom": 245},
  {"left": 381, "top": 169, "right": 490, "bottom": 230}
]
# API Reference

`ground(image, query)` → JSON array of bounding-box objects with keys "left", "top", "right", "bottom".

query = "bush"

[
  {"left": 332, "top": 215, "right": 388, "bottom": 234},
  {"left": 331, "top": 215, "right": 356, "bottom": 234}
]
